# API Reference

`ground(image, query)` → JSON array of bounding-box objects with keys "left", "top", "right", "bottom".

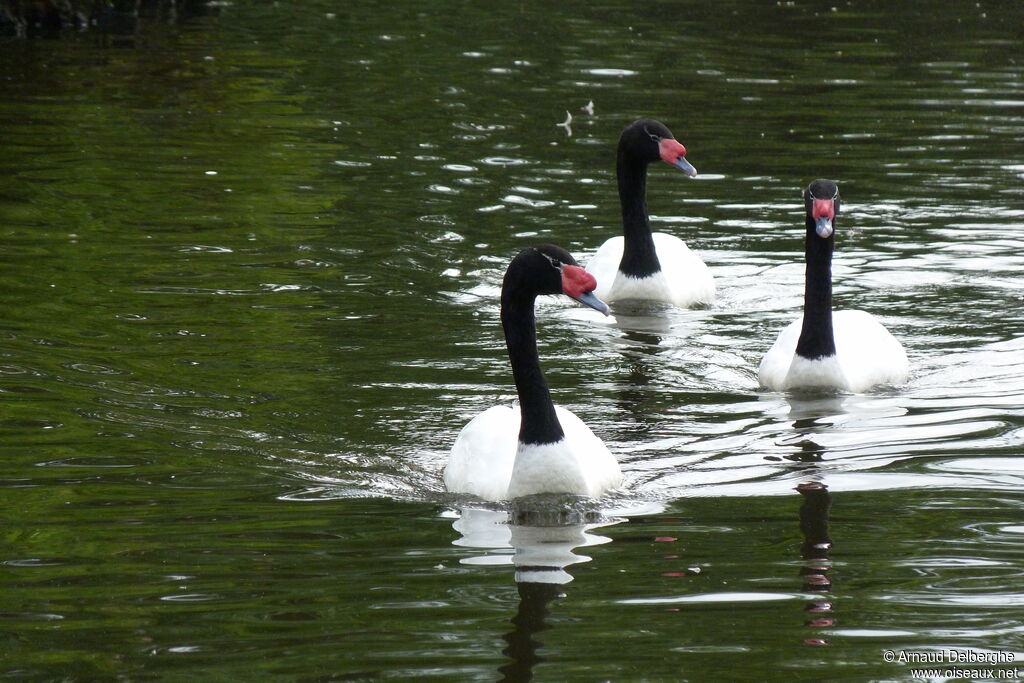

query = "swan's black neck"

[
  {"left": 501, "top": 288, "right": 565, "bottom": 446},
  {"left": 616, "top": 148, "right": 662, "bottom": 278},
  {"left": 795, "top": 217, "right": 836, "bottom": 360}
]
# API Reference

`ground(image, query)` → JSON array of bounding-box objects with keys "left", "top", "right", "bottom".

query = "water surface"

[{"left": 1, "top": 1, "right": 1022, "bottom": 679}]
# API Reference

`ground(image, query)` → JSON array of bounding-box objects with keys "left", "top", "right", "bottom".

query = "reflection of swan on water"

[
  {"left": 499, "top": 579, "right": 562, "bottom": 682},
  {"left": 775, "top": 392, "right": 908, "bottom": 469},
  {"left": 608, "top": 304, "right": 676, "bottom": 334},
  {"left": 785, "top": 395, "right": 848, "bottom": 427},
  {"left": 449, "top": 504, "right": 616, "bottom": 584},
  {"left": 772, "top": 398, "right": 835, "bottom": 645},
  {"left": 796, "top": 481, "right": 834, "bottom": 647},
  {"left": 448, "top": 504, "right": 623, "bottom": 681},
  {"left": 768, "top": 394, "right": 847, "bottom": 465}
]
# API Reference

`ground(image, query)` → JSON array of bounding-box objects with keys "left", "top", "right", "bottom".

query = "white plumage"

[
  {"left": 758, "top": 310, "right": 909, "bottom": 393},
  {"left": 445, "top": 404, "right": 621, "bottom": 502},
  {"left": 588, "top": 233, "right": 715, "bottom": 308}
]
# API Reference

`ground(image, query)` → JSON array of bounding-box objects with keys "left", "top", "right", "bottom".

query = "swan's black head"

[
  {"left": 804, "top": 179, "right": 841, "bottom": 239},
  {"left": 505, "top": 244, "right": 609, "bottom": 314},
  {"left": 619, "top": 118, "right": 697, "bottom": 176}
]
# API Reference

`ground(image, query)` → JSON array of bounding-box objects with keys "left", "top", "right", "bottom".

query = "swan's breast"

[{"left": 508, "top": 406, "right": 621, "bottom": 498}]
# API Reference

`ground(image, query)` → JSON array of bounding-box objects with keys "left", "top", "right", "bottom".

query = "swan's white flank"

[
  {"left": 758, "top": 310, "right": 909, "bottom": 393},
  {"left": 445, "top": 404, "right": 621, "bottom": 502},
  {"left": 588, "top": 233, "right": 715, "bottom": 308}
]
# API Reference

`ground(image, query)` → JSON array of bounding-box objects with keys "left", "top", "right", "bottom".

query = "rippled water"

[{"left": 1, "top": 1, "right": 1022, "bottom": 679}]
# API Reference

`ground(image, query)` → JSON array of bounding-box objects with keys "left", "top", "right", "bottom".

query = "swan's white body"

[
  {"left": 587, "top": 233, "right": 715, "bottom": 308},
  {"left": 758, "top": 310, "right": 909, "bottom": 392},
  {"left": 445, "top": 403, "right": 621, "bottom": 502}
]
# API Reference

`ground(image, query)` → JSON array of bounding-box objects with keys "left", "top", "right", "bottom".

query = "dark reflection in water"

[
  {"left": 0, "top": 0, "right": 210, "bottom": 39},
  {"left": 786, "top": 437, "right": 828, "bottom": 464},
  {"left": 499, "top": 578, "right": 563, "bottom": 682},
  {"left": 619, "top": 328, "right": 663, "bottom": 352},
  {"left": 451, "top": 503, "right": 618, "bottom": 682},
  {"left": 797, "top": 481, "right": 834, "bottom": 647},
  {"left": 780, "top": 399, "right": 836, "bottom": 645}
]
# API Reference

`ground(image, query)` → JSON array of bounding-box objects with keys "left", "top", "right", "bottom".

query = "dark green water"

[{"left": 2, "top": 1, "right": 1023, "bottom": 680}]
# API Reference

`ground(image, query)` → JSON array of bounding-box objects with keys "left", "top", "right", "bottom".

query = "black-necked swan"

[
  {"left": 758, "top": 179, "right": 909, "bottom": 392},
  {"left": 445, "top": 245, "right": 622, "bottom": 501},
  {"left": 586, "top": 118, "right": 715, "bottom": 308}
]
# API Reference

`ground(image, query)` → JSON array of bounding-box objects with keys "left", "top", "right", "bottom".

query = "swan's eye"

[{"left": 536, "top": 250, "right": 563, "bottom": 271}]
